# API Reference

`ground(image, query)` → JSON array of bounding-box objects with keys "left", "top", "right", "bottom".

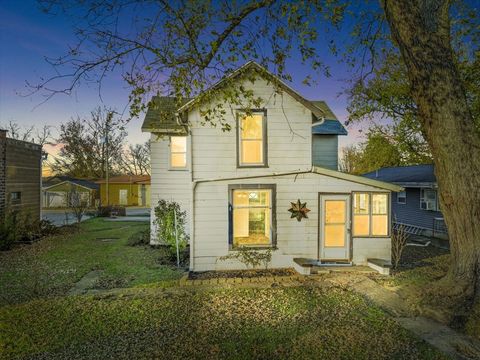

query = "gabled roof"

[
  {"left": 310, "top": 101, "right": 338, "bottom": 121},
  {"left": 43, "top": 176, "right": 99, "bottom": 190},
  {"left": 96, "top": 175, "right": 151, "bottom": 184},
  {"left": 363, "top": 164, "right": 436, "bottom": 186},
  {"left": 142, "top": 61, "right": 332, "bottom": 133},
  {"left": 177, "top": 61, "right": 326, "bottom": 120},
  {"left": 141, "top": 96, "right": 190, "bottom": 133}
]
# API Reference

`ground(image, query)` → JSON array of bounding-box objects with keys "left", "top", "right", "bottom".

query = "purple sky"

[{"left": 0, "top": 1, "right": 365, "bottom": 152}]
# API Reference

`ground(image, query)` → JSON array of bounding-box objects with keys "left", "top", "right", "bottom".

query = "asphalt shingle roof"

[
  {"left": 141, "top": 96, "right": 190, "bottom": 133},
  {"left": 363, "top": 164, "right": 436, "bottom": 183},
  {"left": 43, "top": 176, "right": 99, "bottom": 190}
]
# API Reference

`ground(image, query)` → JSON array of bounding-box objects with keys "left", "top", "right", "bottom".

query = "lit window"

[
  {"left": 232, "top": 189, "right": 272, "bottom": 247},
  {"left": 170, "top": 136, "right": 187, "bottom": 169},
  {"left": 420, "top": 189, "right": 437, "bottom": 211},
  {"left": 353, "top": 192, "right": 390, "bottom": 237},
  {"left": 353, "top": 193, "right": 370, "bottom": 236},
  {"left": 372, "top": 194, "right": 388, "bottom": 236},
  {"left": 397, "top": 191, "right": 406, "bottom": 204},
  {"left": 238, "top": 113, "right": 266, "bottom": 166}
]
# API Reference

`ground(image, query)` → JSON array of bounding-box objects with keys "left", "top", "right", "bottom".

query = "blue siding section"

[
  {"left": 392, "top": 188, "right": 443, "bottom": 230},
  {"left": 312, "top": 135, "right": 338, "bottom": 170}
]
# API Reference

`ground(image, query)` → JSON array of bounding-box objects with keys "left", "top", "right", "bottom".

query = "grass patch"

[
  {"left": 0, "top": 285, "right": 446, "bottom": 359},
  {"left": 0, "top": 218, "right": 185, "bottom": 306}
]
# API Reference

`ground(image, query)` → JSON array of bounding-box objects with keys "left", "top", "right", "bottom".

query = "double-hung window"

[
  {"left": 169, "top": 136, "right": 187, "bottom": 169},
  {"left": 397, "top": 191, "right": 406, "bottom": 204},
  {"left": 353, "top": 192, "right": 389, "bottom": 237},
  {"left": 230, "top": 185, "right": 275, "bottom": 248},
  {"left": 238, "top": 112, "right": 267, "bottom": 167},
  {"left": 420, "top": 188, "right": 437, "bottom": 211}
]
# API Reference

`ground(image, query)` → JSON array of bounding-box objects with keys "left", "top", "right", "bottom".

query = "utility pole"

[{"left": 105, "top": 112, "right": 111, "bottom": 206}]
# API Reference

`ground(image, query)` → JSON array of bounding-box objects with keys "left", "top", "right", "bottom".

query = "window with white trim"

[
  {"left": 353, "top": 192, "right": 389, "bottom": 237},
  {"left": 169, "top": 136, "right": 187, "bottom": 169},
  {"left": 420, "top": 188, "right": 437, "bottom": 211},
  {"left": 238, "top": 112, "right": 266, "bottom": 166},
  {"left": 231, "top": 188, "right": 273, "bottom": 247},
  {"left": 397, "top": 191, "right": 406, "bottom": 204}
]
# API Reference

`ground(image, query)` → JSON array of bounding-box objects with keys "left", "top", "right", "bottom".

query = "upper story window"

[
  {"left": 420, "top": 188, "right": 437, "bottom": 211},
  {"left": 238, "top": 112, "right": 267, "bottom": 167},
  {"left": 353, "top": 192, "right": 389, "bottom": 237},
  {"left": 170, "top": 136, "right": 187, "bottom": 169}
]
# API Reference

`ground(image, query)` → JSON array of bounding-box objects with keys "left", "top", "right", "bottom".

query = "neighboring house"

[
  {"left": 363, "top": 164, "right": 448, "bottom": 239},
  {"left": 96, "top": 175, "right": 151, "bottom": 207},
  {"left": 0, "top": 129, "right": 42, "bottom": 220},
  {"left": 142, "top": 61, "right": 402, "bottom": 273},
  {"left": 42, "top": 176, "right": 99, "bottom": 208}
]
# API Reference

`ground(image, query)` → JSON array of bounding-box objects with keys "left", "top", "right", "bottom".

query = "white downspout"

[{"left": 189, "top": 130, "right": 195, "bottom": 271}]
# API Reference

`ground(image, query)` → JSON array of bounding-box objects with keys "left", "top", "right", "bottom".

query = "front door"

[
  {"left": 119, "top": 189, "right": 128, "bottom": 205},
  {"left": 319, "top": 194, "right": 350, "bottom": 260}
]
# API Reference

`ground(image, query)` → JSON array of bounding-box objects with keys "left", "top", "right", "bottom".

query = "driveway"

[
  {"left": 125, "top": 207, "right": 150, "bottom": 216},
  {"left": 42, "top": 209, "right": 92, "bottom": 226}
]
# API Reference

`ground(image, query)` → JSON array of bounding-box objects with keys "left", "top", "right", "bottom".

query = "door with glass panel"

[{"left": 319, "top": 194, "right": 350, "bottom": 260}]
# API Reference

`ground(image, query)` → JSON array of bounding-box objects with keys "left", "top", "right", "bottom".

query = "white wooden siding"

[
  {"left": 192, "top": 172, "right": 391, "bottom": 271},
  {"left": 189, "top": 78, "right": 312, "bottom": 180},
  {"left": 149, "top": 134, "right": 191, "bottom": 244}
]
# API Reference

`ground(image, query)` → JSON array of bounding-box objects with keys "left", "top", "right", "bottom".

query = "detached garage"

[{"left": 42, "top": 176, "right": 99, "bottom": 208}]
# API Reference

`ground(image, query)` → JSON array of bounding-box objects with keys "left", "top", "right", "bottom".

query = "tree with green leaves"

[
  {"left": 34, "top": 0, "right": 480, "bottom": 326},
  {"left": 340, "top": 128, "right": 404, "bottom": 175}
]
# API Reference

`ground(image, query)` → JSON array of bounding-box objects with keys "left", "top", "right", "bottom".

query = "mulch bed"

[{"left": 189, "top": 268, "right": 297, "bottom": 280}]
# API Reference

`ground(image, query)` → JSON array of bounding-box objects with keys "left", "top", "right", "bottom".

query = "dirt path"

[{"left": 326, "top": 274, "right": 480, "bottom": 360}]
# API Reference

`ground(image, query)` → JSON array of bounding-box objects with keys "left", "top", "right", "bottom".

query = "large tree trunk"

[{"left": 382, "top": 0, "right": 480, "bottom": 298}]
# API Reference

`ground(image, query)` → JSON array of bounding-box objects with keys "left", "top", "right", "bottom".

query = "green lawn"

[
  {"left": 0, "top": 219, "right": 448, "bottom": 359},
  {"left": 1, "top": 286, "right": 446, "bottom": 359},
  {"left": 0, "top": 218, "right": 184, "bottom": 306}
]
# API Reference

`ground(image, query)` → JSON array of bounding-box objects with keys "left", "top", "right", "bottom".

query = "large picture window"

[
  {"left": 353, "top": 192, "right": 389, "bottom": 237},
  {"left": 170, "top": 136, "right": 187, "bottom": 169},
  {"left": 230, "top": 186, "right": 275, "bottom": 247},
  {"left": 238, "top": 112, "right": 267, "bottom": 167}
]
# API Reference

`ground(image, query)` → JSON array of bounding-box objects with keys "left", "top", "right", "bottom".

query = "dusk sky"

[{"left": 0, "top": 0, "right": 366, "bottom": 155}]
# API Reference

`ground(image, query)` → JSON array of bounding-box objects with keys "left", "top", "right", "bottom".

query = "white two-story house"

[{"left": 142, "top": 61, "right": 402, "bottom": 273}]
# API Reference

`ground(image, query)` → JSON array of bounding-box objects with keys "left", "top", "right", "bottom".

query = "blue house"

[{"left": 363, "top": 164, "right": 448, "bottom": 239}]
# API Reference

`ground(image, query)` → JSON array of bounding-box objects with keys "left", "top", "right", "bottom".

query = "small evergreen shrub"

[{"left": 154, "top": 200, "right": 189, "bottom": 258}]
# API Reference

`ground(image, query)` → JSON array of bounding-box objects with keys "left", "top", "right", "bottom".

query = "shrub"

[
  {"left": 218, "top": 247, "right": 275, "bottom": 269},
  {"left": 0, "top": 211, "right": 57, "bottom": 250},
  {"left": 127, "top": 229, "right": 151, "bottom": 246},
  {"left": 97, "top": 206, "right": 126, "bottom": 217},
  {"left": 154, "top": 200, "right": 189, "bottom": 258},
  {"left": 0, "top": 212, "right": 18, "bottom": 251},
  {"left": 392, "top": 223, "right": 409, "bottom": 269}
]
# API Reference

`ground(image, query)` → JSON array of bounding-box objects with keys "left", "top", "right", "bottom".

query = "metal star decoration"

[{"left": 288, "top": 199, "right": 311, "bottom": 222}]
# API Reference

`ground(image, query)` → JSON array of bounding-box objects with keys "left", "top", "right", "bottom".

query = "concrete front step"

[
  {"left": 367, "top": 258, "right": 392, "bottom": 275},
  {"left": 293, "top": 258, "right": 377, "bottom": 275}
]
